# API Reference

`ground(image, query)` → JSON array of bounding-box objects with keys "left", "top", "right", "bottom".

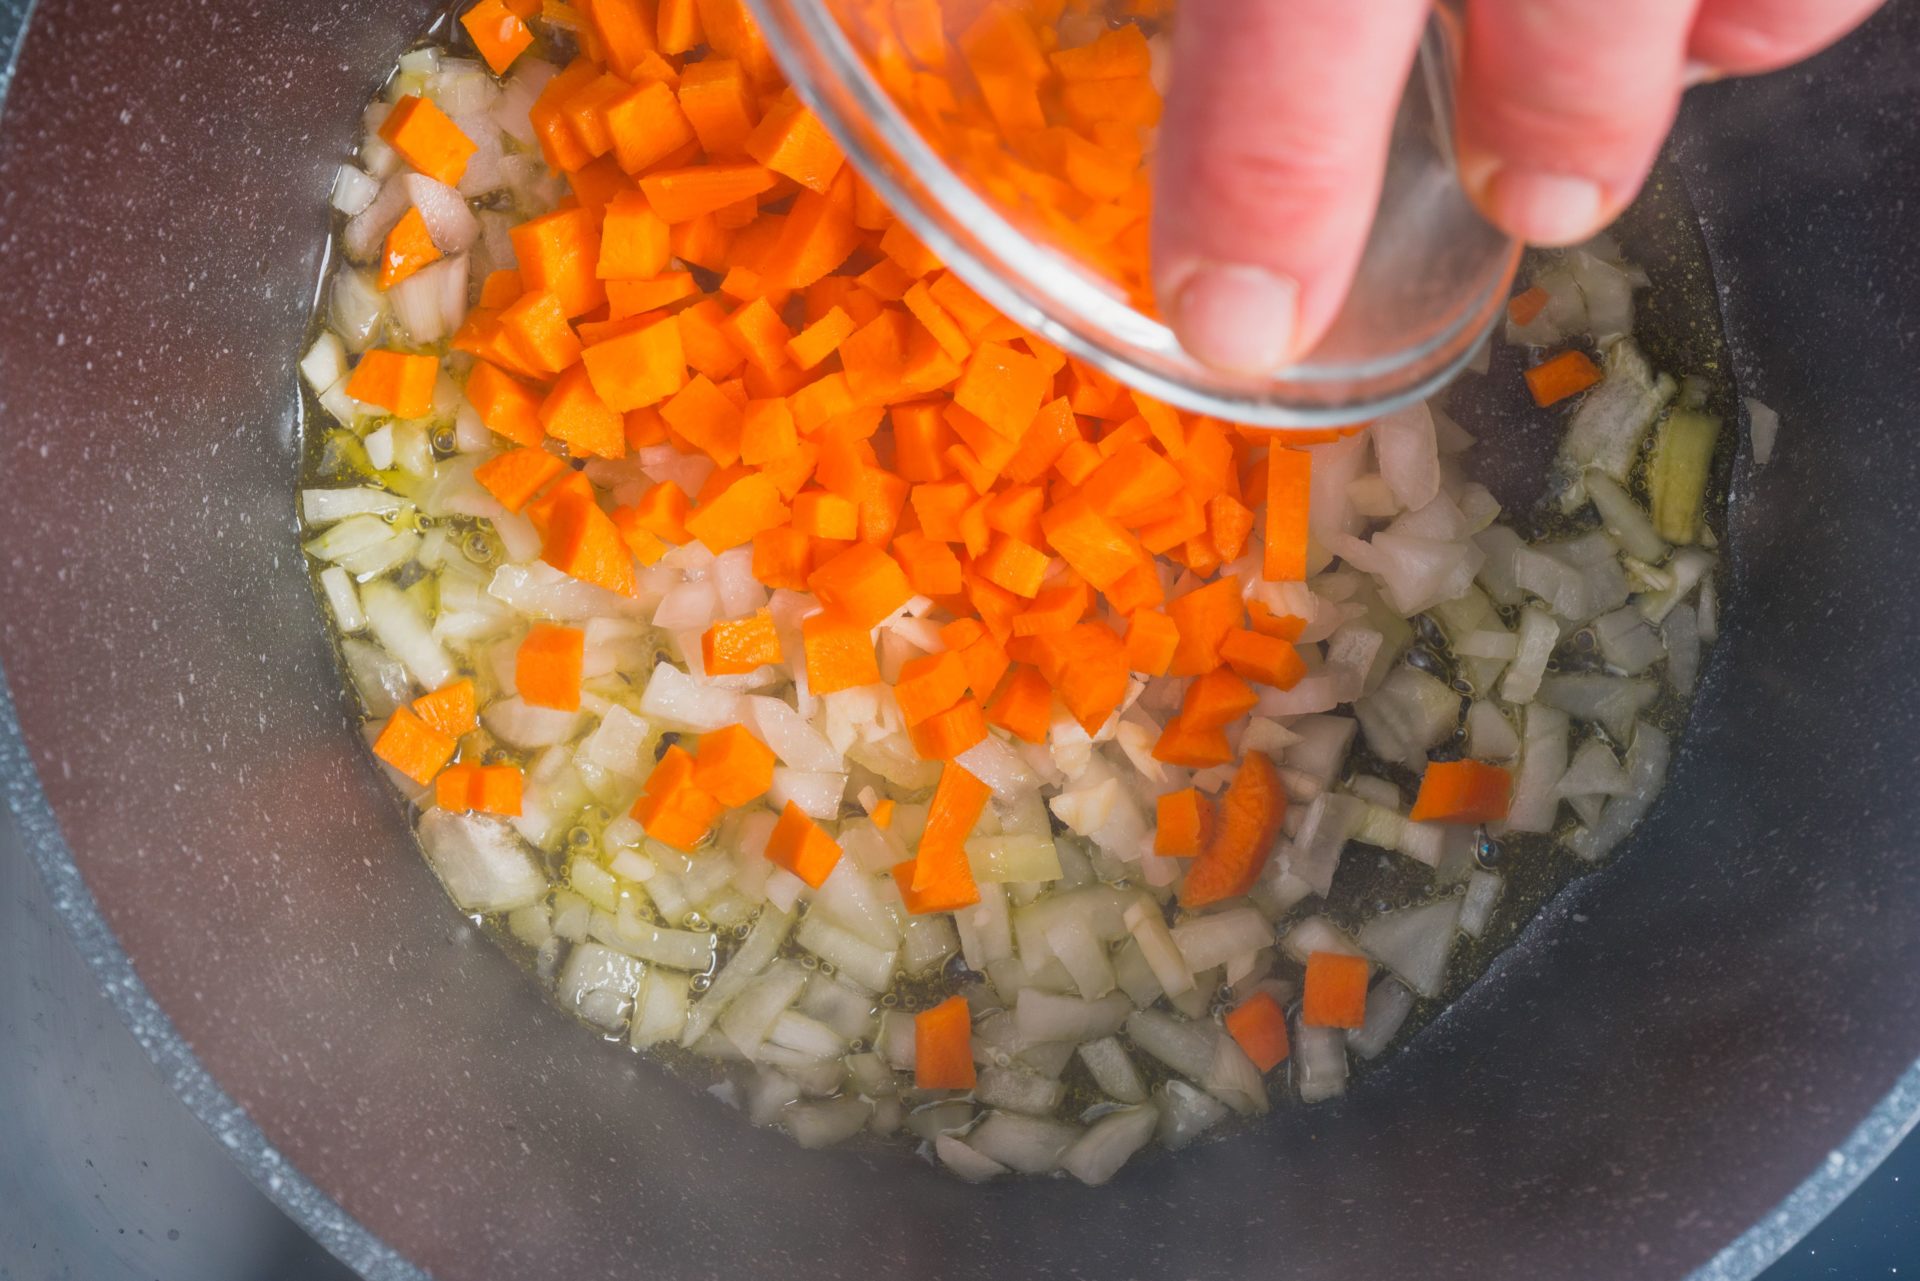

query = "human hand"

[{"left": 1150, "top": 0, "right": 1886, "bottom": 373}]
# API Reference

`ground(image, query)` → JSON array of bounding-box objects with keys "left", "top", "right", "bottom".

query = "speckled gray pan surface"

[{"left": 2, "top": 3, "right": 1919, "bottom": 1279}]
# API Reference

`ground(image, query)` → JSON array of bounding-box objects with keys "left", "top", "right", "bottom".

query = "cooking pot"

[{"left": 3, "top": 3, "right": 1918, "bottom": 1279}]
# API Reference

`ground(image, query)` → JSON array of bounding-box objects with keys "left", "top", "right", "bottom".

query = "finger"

[
  {"left": 1151, "top": 0, "right": 1430, "bottom": 372},
  {"left": 1689, "top": 0, "right": 1885, "bottom": 77},
  {"left": 1456, "top": 0, "right": 1700, "bottom": 246}
]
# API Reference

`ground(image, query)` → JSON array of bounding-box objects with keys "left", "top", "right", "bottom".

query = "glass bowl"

[{"left": 741, "top": 0, "right": 1521, "bottom": 428}]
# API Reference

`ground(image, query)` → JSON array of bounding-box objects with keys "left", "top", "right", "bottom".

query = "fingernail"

[
  {"left": 1165, "top": 263, "right": 1300, "bottom": 373},
  {"left": 1482, "top": 168, "right": 1607, "bottom": 247},
  {"left": 1683, "top": 59, "right": 1722, "bottom": 87}
]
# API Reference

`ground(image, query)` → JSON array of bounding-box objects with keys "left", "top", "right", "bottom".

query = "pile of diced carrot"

[
  {"left": 832, "top": 0, "right": 1173, "bottom": 309},
  {"left": 361, "top": 0, "right": 1388, "bottom": 902}
]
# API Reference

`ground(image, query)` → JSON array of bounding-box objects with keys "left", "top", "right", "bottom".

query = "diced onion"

[
  {"left": 1745, "top": 397, "right": 1780, "bottom": 466},
  {"left": 1356, "top": 897, "right": 1462, "bottom": 998},
  {"left": 1347, "top": 979, "right": 1416, "bottom": 1059}
]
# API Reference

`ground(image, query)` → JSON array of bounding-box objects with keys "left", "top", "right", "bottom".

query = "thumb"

[{"left": 1150, "top": 0, "right": 1431, "bottom": 373}]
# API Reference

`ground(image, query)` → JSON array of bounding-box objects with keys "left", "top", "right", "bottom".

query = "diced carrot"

[
  {"left": 952, "top": 340, "right": 1049, "bottom": 439},
  {"left": 605, "top": 79, "right": 698, "bottom": 175},
  {"left": 889, "top": 858, "right": 955, "bottom": 914},
  {"left": 379, "top": 94, "right": 477, "bottom": 186},
  {"left": 691, "top": 723, "right": 776, "bottom": 806},
  {"left": 983, "top": 664, "right": 1050, "bottom": 743},
  {"left": 516, "top": 623, "right": 585, "bottom": 711},
  {"left": 582, "top": 0, "right": 656, "bottom": 80},
  {"left": 1004, "top": 396, "right": 1079, "bottom": 485},
  {"left": 941, "top": 620, "right": 1009, "bottom": 699},
  {"left": 807, "top": 542, "right": 911, "bottom": 628},
  {"left": 802, "top": 609, "right": 879, "bottom": 694},
  {"left": 1507, "top": 285, "right": 1551, "bottom": 326},
  {"left": 511, "top": 205, "right": 606, "bottom": 317},
  {"left": 744, "top": 91, "right": 845, "bottom": 193},
  {"left": 911, "top": 763, "right": 988, "bottom": 906},
  {"left": 677, "top": 59, "right": 754, "bottom": 153},
  {"left": 474, "top": 446, "right": 565, "bottom": 513},
  {"left": 435, "top": 764, "right": 485, "bottom": 814},
  {"left": 926, "top": 272, "right": 997, "bottom": 340},
  {"left": 541, "top": 488, "right": 637, "bottom": 596},
  {"left": 559, "top": 72, "right": 634, "bottom": 162},
  {"left": 786, "top": 305, "right": 856, "bottom": 370},
  {"left": 1166, "top": 575, "right": 1245, "bottom": 676},
  {"left": 609, "top": 506, "right": 668, "bottom": 566},
  {"left": 657, "top": 0, "right": 704, "bottom": 55},
  {"left": 1138, "top": 492, "right": 1210, "bottom": 555},
  {"left": 1247, "top": 599, "right": 1308, "bottom": 642},
  {"left": 580, "top": 314, "right": 688, "bottom": 411},
  {"left": 346, "top": 349, "right": 438, "bottom": 420},
  {"left": 1408, "top": 760, "right": 1514, "bottom": 824},
  {"left": 1179, "top": 751, "right": 1287, "bottom": 908},
  {"left": 528, "top": 59, "right": 599, "bottom": 172},
  {"left": 1040, "top": 494, "right": 1151, "bottom": 590},
  {"left": 1054, "top": 438, "right": 1103, "bottom": 486},
  {"left": 913, "top": 993, "right": 976, "bottom": 1089},
  {"left": 1152, "top": 713, "right": 1232, "bottom": 768},
  {"left": 540, "top": 363, "right": 627, "bottom": 459},
  {"left": 639, "top": 162, "right": 776, "bottom": 223},
  {"left": 1106, "top": 562, "right": 1165, "bottom": 615},
  {"left": 435, "top": 768, "right": 522, "bottom": 818},
  {"left": 435, "top": 765, "right": 478, "bottom": 813},
  {"left": 973, "top": 532, "right": 1050, "bottom": 598},
  {"left": 702, "top": 608, "right": 783, "bottom": 675},
  {"left": 792, "top": 372, "right": 857, "bottom": 433},
  {"left": 1123, "top": 608, "right": 1179, "bottom": 675},
  {"left": 631, "top": 744, "right": 724, "bottom": 850},
  {"left": 751, "top": 525, "right": 812, "bottom": 590},
  {"left": 694, "top": 0, "right": 781, "bottom": 89},
  {"left": 739, "top": 397, "right": 798, "bottom": 465},
  {"left": 1012, "top": 577, "right": 1089, "bottom": 636},
  {"left": 607, "top": 273, "right": 699, "bottom": 316},
  {"left": 498, "top": 290, "right": 584, "bottom": 374},
  {"left": 908, "top": 696, "right": 987, "bottom": 761},
  {"left": 764, "top": 168, "right": 860, "bottom": 288},
  {"left": 567, "top": 153, "right": 632, "bottom": 217},
  {"left": 478, "top": 269, "right": 524, "bottom": 309},
  {"left": 1302, "top": 951, "right": 1370, "bottom": 1029},
  {"left": 1224, "top": 992, "right": 1291, "bottom": 1071},
  {"left": 862, "top": 460, "right": 915, "bottom": 545},
  {"left": 1524, "top": 349, "right": 1603, "bottom": 407},
  {"left": 1180, "top": 666, "right": 1258, "bottom": 729},
  {"left": 765, "top": 800, "right": 842, "bottom": 887},
  {"left": 470, "top": 765, "right": 523, "bottom": 816},
  {"left": 676, "top": 297, "right": 747, "bottom": 380},
  {"left": 1044, "top": 621, "right": 1128, "bottom": 734},
  {"left": 867, "top": 797, "right": 895, "bottom": 829},
  {"left": 379, "top": 206, "right": 442, "bottom": 290},
  {"left": 894, "top": 650, "right": 970, "bottom": 727},
  {"left": 521, "top": 470, "right": 594, "bottom": 539},
  {"left": 685, "top": 471, "right": 789, "bottom": 552},
  {"left": 596, "top": 192, "right": 671, "bottom": 280},
  {"left": 464, "top": 361, "right": 544, "bottom": 448},
  {"left": 1207, "top": 492, "right": 1256, "bottom": 562},
  {"left": 1263, "top": 446, "right": 1312, "bottom": 582},
  {"left": 886, "top": 529, "right": 958, "bottom": 598},
  {"left": 625, "top": 480, "right": 691, "bottom": 545},
  {"left": 721, "top": 297, "right": 793, "bottom": 374},
  {"left": 1154, "top": 787, "right": 1214, "bottom": 858},
  {"left": 462, "top": 0, "right": 535, "bottom": 73},
  {"left": 1081, "top": 441, "right": 1184, "bottom": 523},
  {"left": 411, "top": 678, "right": 478, "bottom": 738},
  {"left": 371, "top": 706, "right": 457, "bottom": 786},
  {"left": 1220, "top": 627, "right": 1307, "bottom": 690},
  {"left": 785, "top": 488, "right": 855, "bottom": 540},
  {"left": 660, "top": 373, "right": 746, "bottom": 466}
]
